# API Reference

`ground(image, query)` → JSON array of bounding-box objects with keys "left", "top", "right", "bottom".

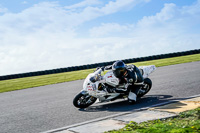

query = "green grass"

[
  {"left": 0, "top": 54, "right": 200, "bottom": 93},
  {"left": 106, "top": 107, "right": 200, "bottom": 133}
]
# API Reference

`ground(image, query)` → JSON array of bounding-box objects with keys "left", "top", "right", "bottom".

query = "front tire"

[
  {"left": 73, "top": 92, "right": 97, "bottom": 109},
  {"left": 137, "top": 78, "right": 152, "bottom": 98}
]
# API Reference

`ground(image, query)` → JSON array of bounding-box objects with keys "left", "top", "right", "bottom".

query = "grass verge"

[
  {"left": 0, "top": 54, "right": 200, "bottom": 93},
  {"left": 106, "top": 107, "right": 200, "bottom": 133}
]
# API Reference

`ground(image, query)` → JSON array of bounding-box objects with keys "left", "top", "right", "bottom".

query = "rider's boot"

[{"left": 128, "top": 91, "right": 137, "bottom": 104}]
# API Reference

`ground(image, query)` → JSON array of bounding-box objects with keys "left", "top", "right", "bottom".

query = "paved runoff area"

[{"left": 44, "top": 95, "right": 200, "bottom": 133}]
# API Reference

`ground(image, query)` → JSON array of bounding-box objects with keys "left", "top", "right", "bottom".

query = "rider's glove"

[{"left": 101, "top": 66, "right": 105, "bottom": 71}]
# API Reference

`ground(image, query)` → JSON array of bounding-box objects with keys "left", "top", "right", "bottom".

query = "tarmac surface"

[{"left": 0, "top": 61, "right": 200, "bottom": 133}]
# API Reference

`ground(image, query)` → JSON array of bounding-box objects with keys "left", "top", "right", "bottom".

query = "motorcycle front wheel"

[{"left": 73, "top": 92, "right": 97, "bottom": 109}]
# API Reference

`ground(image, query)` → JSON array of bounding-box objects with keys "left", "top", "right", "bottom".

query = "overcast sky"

[{"left": 0, "top": 0, "right": 200, "bottom": 76}]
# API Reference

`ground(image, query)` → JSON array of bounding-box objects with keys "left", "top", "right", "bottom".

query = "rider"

[{"left": 111, "top": 60, "right": 144, "bottom": 104}]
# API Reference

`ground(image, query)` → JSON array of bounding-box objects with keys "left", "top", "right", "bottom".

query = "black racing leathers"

[
  {"left": 124, "top": 65, "right": 143, "bottom": 83},
  {"left": 116, "top": 65, "right": 144, "bottom": 97}
]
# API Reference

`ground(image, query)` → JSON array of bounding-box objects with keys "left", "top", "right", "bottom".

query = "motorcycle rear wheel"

[
  {"left": 137, "top": 78, "right": 152, "bottom": 98},
  {"left": 73, "top": 92, "right": 97, "bottom": 109}
]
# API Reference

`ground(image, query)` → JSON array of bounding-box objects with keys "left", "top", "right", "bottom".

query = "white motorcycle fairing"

[{"left": 81, "top": 68, "right": 121, "bottom": 102}]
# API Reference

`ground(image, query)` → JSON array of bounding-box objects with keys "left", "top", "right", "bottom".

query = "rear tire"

[
  {"left": 137, "top": 78, "right": 152, "bottom": 98},
  {"left": 73, "top": 92, "right": 97, "bottom": 109}
]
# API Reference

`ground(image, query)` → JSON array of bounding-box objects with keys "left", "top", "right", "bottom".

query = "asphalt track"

[{"left": 0, "top": 61, "right": 200, "bottom": 133}]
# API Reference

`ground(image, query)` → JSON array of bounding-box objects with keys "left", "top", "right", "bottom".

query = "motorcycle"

[{"left": 73, "top": 64, "right": 156, "bottom": 109}]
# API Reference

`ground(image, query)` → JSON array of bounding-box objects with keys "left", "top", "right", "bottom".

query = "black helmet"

[{"left": 112, "top": 60, "right": 126, "bottom": 78}]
